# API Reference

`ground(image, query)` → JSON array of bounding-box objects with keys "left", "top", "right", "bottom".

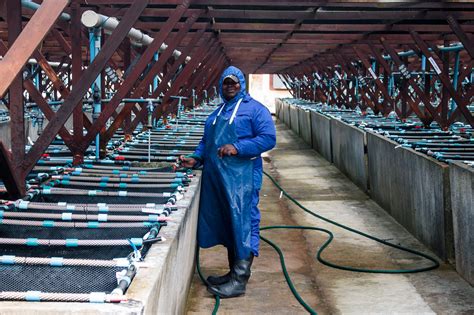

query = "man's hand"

[
  {"left": 217, "top": 144, "right": 238, "bottom": 158},
  {"left": 179, "top": 155, "right": 197, "bottom": 168}
]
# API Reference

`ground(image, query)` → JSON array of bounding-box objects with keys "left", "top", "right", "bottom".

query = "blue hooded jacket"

[{"left": 194, "top": 66, "right": 276, "bottom": 189}]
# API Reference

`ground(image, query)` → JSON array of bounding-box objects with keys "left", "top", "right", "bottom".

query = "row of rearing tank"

[
  {"left": 0, "top": 103, "right": 217, "bottom": 306},
  {"left": 276, "top": 97, "right": 473, "bottom": 287}
]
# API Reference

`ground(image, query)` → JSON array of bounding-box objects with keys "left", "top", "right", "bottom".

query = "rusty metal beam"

[
  {"left": 79, "top": 0, "right": 191, "bottom": 151},
  {"left": 333, "top": 55, "right": 357, "bottom": 109},
  {"left": 366, "top": 44, "right": 408, "bottom": 117},
  {"left": 99, "top": 7, "right": 474, "bottom": 21},
  {"left": 26, "top": 83, "right": 75, "bottom": 141},
  {"left": 181, "top": 42, "right": 220, "bottom": 99},
  {"left": 22, "top": 0, "right": 150, "bottom": 175},
  {"left": 76, "top": 0, "right": 474, "bottom": 9},
  {"left": 254, "top": 8, "right": 307, "bottom": 73},
  {"left": 129, "top": 28, "right": 209, "bottom": 133},
  {"left": 155, "top": 29, "right": 210, "bottom": 113},
  {"left": 447, "top": 16, "right": 474, "bottom": 59},
  {"left": 0, "top": 42, "right": 72, "bottom": 141},
  {"left": 202, "top": 49, "right": 227, "bottom": 86},
  {"left": 51, "top": 29, "right": 72, "bottom": 56},
  {"left": 71, "top": 2, "right": 84, "bottom": 165},
  {"left": 410, "top": 31, "right": 474, "bottom": 127},
  {"left": 190, "top": 51, "right": 226, "bottom": 104},
  {"left": 120, "top": 29, "right": 207, "bottom": 142},
  {"left": 0, "top": 142, "right": 23, "bottom": 199},
  {"left": 134, "top": 21, "right": 474, "bottom": 33},
  {"left": 380, "top": 38, "right": 442, "bottom": 127},
  {"left": 122, "top": 38, "right": 132, "bottom": 140},
  {"left": 0, "top": 0, "right": 68, "bottom": 97},
  {"left": 33, "top": 49, "right": 93, "bottom": 132},
  {"left": 134, "top": 11, "right": 202, "bottom": 99},
  {"left": 6, "top": 0, "right": 25, "bottom": 195},
  {"left": 353, "top": 47, "right": 393, "bottom": 115}
]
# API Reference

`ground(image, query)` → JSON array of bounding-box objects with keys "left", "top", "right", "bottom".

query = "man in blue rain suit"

[{"left": 179, "top": 66, "right": 276, "bottom": 298}]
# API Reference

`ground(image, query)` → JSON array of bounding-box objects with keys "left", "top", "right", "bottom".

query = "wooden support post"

[
  {"left": 447, "top": 16, "right": 474, "bottom": 59},
  {"left": 182, "top": 42, "right": 220, "bottom": 99},
  {"left": 308, "top": 64, "right": 327, "bottom": 103},
  {"left": 71, "top": 3, "right": 84, "bottom": 165},
  {"left": 424, "top": 56, "right": 432, "bottom": 101},
  {"left": 22, "top": 0, "right": 150, "bottom": 175},
  {"left": 155, "top": 31, "right": 211, "bottom": 115},
  {"left": 33, "top": 50, "right": 93, "bottom": 133},
  {"left": 197, "top": 52, "right": 227, "bottom": 98},
  {"left": 315, "top": 60, "right": 336, "bottom": 105},
  {"left": 367, "top": 45, "right": 401, "bottom": 116},
  {"left": 187, "top": 49, "right": 223, "bottom": 106},
  {"left": 134, "top": 30, "right": 210, "bottom": 130},
  {"left": 79, "top": 1, "right": 191, "bottom": 151},
  {"left": 333, "top": 56, "right": 355, "bottom": 109},
  {"left": 381, "top": 38, "right": 439, "bottom": 127},
  {"left": 51, "top": 29, "right": 72, "bottom": 56},
  {"left": 440, "top": 41, "right": 450, "bottom": 125},
  {"left": 343, "top": 57, "right": 379, "bottom": 113},
  {"left": 6, "top": 0, "right": 25, "bottom": 195},
  {"left": 0, "top": 0, "right": 68, "bottom": 97},
  {"left": 111, "top": 11, "right": 203, "bottom": 143},
  {"left": 22, "top": 80, "right": 75, "bottom": 146},
  {"left": 134, "top": 11, "right": 202, "bottom": 99},
  {"left": 410, "top": 31, "right": 474, "bottom": 127},
  {"left": 400, "top": 56, "right": 409, "bottom": 119},
  {"left": 0, "top": 142, "right": 23, "bottom": 199},
  {"left": 278, "top": 74, "right": 294, "bottom": 98},
  {"left": 339, "top": 55, "right": 367, "bottom": 112},
  {"left": 122, "top": 39, "right": 132, "bottom": 141},
  {"left": 173, "top": 40, "right": 224, "bottom": 103}
]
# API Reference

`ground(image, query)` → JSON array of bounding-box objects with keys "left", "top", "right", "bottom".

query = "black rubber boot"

[
  {"left": 206, "top": 248, "right": 234, "bottom": 286},
  {"left": 207, "top": 254, "right": 254, "bottom": 298}
]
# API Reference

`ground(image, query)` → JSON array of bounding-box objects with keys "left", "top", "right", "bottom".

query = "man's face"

[{"left": 222, "top": 78, "right": 241, "bottom": 101}]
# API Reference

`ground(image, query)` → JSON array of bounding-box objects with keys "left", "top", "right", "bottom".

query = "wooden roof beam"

[
  {"left": 132, "top": 21, "right": 474, "bottom": 33},
  {"left": 0, "top": 0, "right": 68, "bottom": 97},
  {"left": 99, "top": 8, "right": 474, "bottom": 21},
  {"left": 78, "top": 0, "right": 474, "bottom": 10}
]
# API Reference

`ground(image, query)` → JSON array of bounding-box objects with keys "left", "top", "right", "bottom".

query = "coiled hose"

[{"left": 197, "top": 170, "right": 439, "bottom": 314}]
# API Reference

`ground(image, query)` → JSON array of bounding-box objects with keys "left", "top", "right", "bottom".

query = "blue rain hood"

[{"left": 219, "top": 66, "right": 247, "bottom": 104}]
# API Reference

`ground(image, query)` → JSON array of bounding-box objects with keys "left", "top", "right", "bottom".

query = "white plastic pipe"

[
  {"left": 81, "top": 10, "right": 191, "bottom": 63},
  {"left": 0, "top": 56, "right": 67, "bottom": 68}
]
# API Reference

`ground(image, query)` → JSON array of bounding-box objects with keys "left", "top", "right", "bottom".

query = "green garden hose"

[
  {"left": 196, "top": 248, "right": 220, "bottom": 315},
  {"left": 263, "top": 171, "right": 439, "bottom": 274},
  {"left": 196, "top": 170, "right": 440, "bottom": 314}
]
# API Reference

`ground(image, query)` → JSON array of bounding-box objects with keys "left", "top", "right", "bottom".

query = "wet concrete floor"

[{"left": 185, "top": 119, "right": 474, "bottom": 314}]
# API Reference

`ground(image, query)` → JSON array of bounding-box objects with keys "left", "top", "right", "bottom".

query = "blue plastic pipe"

[
  {"left": 153, "top": 53, "right": 159, "bottom": 92},
  {"left": 450, "top": 50, "right": 461, "bottom": 114},
  {"left": 383, "top": 44, "right": 464, "bottom": 60},
  {"left": 31, "top": 65, "right": 39, "bottom": 89},
  {"left": 89, "top": 28, "right": 102, "bottom": 160}
]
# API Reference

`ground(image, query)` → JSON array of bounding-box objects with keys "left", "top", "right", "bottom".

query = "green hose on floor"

[
  {"left": 196, "top": 248, "right": 220, "bottom": 315},
  {"left": 196, "top": 170, "right": 439, "bottom": 314}
]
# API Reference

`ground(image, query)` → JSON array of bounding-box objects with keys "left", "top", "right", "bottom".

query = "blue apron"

[{"left": 198, "top": 99, "right": 254, "bottom": 260}]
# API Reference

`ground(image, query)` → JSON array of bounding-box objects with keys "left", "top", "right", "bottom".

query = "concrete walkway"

[{"left": 186, "top": 119, "right": 474, "bottom": 314}]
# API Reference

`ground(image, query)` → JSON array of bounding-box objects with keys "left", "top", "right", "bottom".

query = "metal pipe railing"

[
  {"left": 383, "top": 43, "right": 464, "bottom": 60},
  {"left": 81, "top": 10, "right": 191, "bottom": 63}
]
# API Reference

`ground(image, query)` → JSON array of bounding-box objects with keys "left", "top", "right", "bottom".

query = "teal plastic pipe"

[
  {"left": 383, "top": 44, "right": 464, "bottom": 60},
  {"left": 450, "top": 50, "right": 461, "bottom": 115}
]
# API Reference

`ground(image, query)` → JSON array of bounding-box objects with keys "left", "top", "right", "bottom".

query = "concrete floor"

[{"left": 185, "top": 120, "right": 474, "bottom": 314}]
